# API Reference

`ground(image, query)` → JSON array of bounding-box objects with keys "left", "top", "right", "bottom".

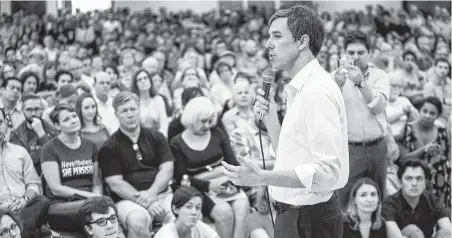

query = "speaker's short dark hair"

[{"left": 269, "top": 5, "right": 325, "bottom": 56}]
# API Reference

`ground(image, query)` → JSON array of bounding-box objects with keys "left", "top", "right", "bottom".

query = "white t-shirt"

[{"left": 154, "top": 221, "right": 219, "bottom": 238}]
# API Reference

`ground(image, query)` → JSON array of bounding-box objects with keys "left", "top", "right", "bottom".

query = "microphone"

[{"left": 260, "top": 69, "right": 276, "bottom": 120}]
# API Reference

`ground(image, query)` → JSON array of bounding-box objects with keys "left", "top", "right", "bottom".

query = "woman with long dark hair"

[
  {"left": 131, "top": 69, "right": 169, "bottom": 136},
  {"left": 75, "top": 93, "right": 109, "bottom": 148}
]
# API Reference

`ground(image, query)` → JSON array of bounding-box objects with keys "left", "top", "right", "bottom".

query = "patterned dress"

[{"left": 400, "top": 124, "right": 451, "bottom": 208}]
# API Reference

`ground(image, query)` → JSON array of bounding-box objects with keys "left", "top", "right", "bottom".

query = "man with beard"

[
  {"left": 0, "top": 107, "right": 50, "bottom": 238},
  {"left": 0, "top": 77, "right": 25, "bottom": 130},
  {"left": 10, "top": 93, "right": 58, "bottom": 175},
  {"left": 237, "top": 39, "right": 269, "bottom": 77}
]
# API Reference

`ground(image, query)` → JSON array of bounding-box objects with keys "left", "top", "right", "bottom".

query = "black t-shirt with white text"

[{"left": 41, "top": 137, "right": 98, "bottom": 200}]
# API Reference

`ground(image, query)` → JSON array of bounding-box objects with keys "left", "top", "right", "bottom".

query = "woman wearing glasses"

[
  {"left": 41, "top": 104, "right": 103, "bottom": 232},
  {"left": 0, "top": 212, "right": 21, "bottom": 238},
  {"left": 79, "top": 196, "right": 124, "bottom": 238}
]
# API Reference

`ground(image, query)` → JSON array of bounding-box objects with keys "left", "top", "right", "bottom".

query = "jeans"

[
  {"left": 337, "top": 139, "right": 388, "bottom": 209},
  {"left": 273, "top": 193, "right": 343, "bottom": 238},
  {"left": 19, "top": 195, "right": 50, "bottom": 238},
  {"left": 47, "top": 200, "right": 86, "bottom": 232}
]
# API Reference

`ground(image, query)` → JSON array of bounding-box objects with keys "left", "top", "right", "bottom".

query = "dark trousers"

[
  {"left": 47, "top": 200, "right": 86, "bottom": 232},
  {"left": 337, "top": 139, "right": 388, "bottom": 209},
  {"left": 19, "top": 195, "right": 50, "bottom": 238},
  {"left": 274, "top": 193, "right": 343, "bottom": 238}
]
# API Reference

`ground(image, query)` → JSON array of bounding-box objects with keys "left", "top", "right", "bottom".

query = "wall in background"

[
  {"left": 113, "top": 0, "right": 218, "bottom": 14},
  {"left": 316, "top": 1, "right": 402, "bottom": 13}
]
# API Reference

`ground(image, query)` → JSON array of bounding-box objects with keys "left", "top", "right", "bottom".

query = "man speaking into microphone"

[{"left": 222, "top": 5, "right": 349, "bottom": 238}]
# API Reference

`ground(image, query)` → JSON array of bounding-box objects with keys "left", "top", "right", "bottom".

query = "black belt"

[
  {"left": 273, "top": 201, "right": 304, "bottom": 213},
  {"left": 272, "top": 193, "right": 337, "bottom": 213},
  {"left": 348, "top": 136, "right": 384, "bottom": 147}
]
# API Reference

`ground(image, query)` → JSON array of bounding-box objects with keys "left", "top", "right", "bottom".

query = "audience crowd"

[{"left": 0, "top": 2, "right": 450, "bottom": 238}]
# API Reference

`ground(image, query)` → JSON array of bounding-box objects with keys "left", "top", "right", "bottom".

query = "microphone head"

[{"left": 262, "top": 69, "right": 275, "bottom": 83}]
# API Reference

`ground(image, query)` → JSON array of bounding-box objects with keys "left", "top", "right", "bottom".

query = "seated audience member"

[
  {"left": 20, "top": 72, "right": 39, "bottom": 95},
  {"left": 41, "top": 104, "right": 103, "bottom": 232},
  {"left": 399, "top": 97, "right": 451, "bottom": 208},
  {"left": 42, "top": 84, "right": 78, "bottom": 123},
  {"left": 54, "top": 70, "right": 75, "bottom": 90},
  {"left": 75, "top": 93, "right": 110, "bottom": 149},
  {"left": 172, "top": 66, "right": 210, "bottom": 113},
  {"left": 168, "top": 87, "right": 204, "bottom": 142},
  {"left": 93, "top": 71, "right": 119, "bottom": 135},
  {"left": 10, "top": 94, "right": 59, "bottom": 175},
  {"left": 423, "top": 58, "right": 451, "bottom": 127},
  {"left": 245, "top": 187, "right": 275, "bottom": 238},
  {"left": 210, "top": 62, "right": 235, "bottom": 114},
  {"left": 343, "top": 177, "right": 387, "bottom": 238},
  {"left": 385, "top": 74, "right": 419, "bottom": 138},
  {"left": 382, "top": 159, "right": 451, "bottom": 238},
  {"left": 131, "top": 69, "right": 169, "bottom": 136},
  {"left": 0, "top": 108, "right": 50, "bottom": 238},
  {"left": 79, "top": 196, "right": 124, "bottom": 238},
  {"left": 230, "top": 113, "right": 274, "bottom": 169},
  {"left": 98, "top": 92, "right": 175, "bottom": 237},
  {"left": 221, "top": 80, "right": 255, "bottom": 136},
  {"left": 0, "top": 212, "right": 22, "bottom": 238},
  {"left": 170, "top": 96, "right": 250, "bottom": 238},
  {"left": 154, "top": 187, "right": 220, "bottom": 238},
  {"left": 0, "top": 77, "right": 25, "bottom": 130}
]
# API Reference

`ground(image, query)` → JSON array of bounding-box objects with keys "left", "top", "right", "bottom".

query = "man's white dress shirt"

[{"left": 269, "top": 59, "right": 349, "bottom": 206}]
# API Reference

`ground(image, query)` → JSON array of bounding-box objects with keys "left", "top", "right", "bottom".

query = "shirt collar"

[
  {"left": 288, "top": 59, "right": 321, "bottom": 91},
  {"left": 0, "top": 99, "right": 21, "bottom": 113}
]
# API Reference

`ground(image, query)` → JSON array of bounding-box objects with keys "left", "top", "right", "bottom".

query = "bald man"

[{"left": 94, "top": 71, "right": 119, "bottom": 134}]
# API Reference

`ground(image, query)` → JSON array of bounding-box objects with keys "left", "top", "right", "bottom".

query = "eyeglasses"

[
  {"left": 5, "top": 114, "right": 12, "bottom": 128},
  {"left": 24, "top": 107, "right": 43, "bottom": 113},
  {"left": 88, "top": 215, "right": 118, "bottom": 226},
  {"left": 132, "top": 143, "right": 142, "bottom": 161},
  {"left": 0, "top": 223, "right": 20, "bottom": 238}
]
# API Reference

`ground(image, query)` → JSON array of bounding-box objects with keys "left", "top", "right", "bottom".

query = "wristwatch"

[{"left": 355, "top": 80, "right": 365, "bottom": 88}]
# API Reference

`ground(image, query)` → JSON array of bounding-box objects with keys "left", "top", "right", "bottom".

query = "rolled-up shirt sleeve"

[
  {"left": 294, "top": 89, "right": 344, "bottom": 192},
  {"left": 367, "top": 72, "right": 390, "bottom": 115}
]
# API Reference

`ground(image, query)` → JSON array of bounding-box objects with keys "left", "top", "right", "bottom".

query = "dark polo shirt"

[
  {"left": 98, "top": 128, "right": 175, "bottom": 202},
  {"left": 382, "top": 191, "right": 449, "bottom": 238}
]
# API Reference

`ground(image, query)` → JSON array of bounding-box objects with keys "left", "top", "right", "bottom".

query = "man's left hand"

[
  {"left": 222, "top": 159, "right": 265, "bottom": 186},
  {"left": 134, "top": 190, "right": 158, "bottom": 209},
  {"left": 345, "top": 65, "right": 364, "bottom": 85}
]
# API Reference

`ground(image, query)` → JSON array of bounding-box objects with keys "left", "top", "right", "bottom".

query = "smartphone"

[{"left": 339, "top": 59, "right": 356, "bottom": 67}]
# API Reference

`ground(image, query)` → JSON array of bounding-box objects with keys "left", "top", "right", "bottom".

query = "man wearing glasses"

[
  {"left": 10, "top": 94, "right": 59, "bottom": 175},
  {"left": 98, "top": 91, "right": 175, "bottom": 238},
  {"left": 0, "top": 77, "right": 24, "bottom": 130},
  {"left": 79, "top": 196, "right": 124, "bottom": 238}
]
